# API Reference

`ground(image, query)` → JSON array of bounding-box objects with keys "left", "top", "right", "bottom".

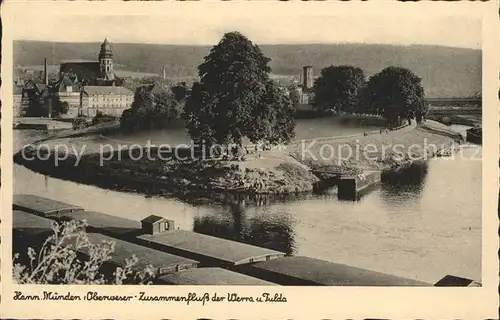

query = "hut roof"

[
  {"left": 140, "top": 215, "right": 165, "bottom": 224},
  {"left": 157, "top": 267, "right": 277, "bottom": 285},
  {"left": 250, "top": 256, "right": 431, "bottom": 286},
  {"left": 13, "top": 194, "right": 83, "bottom": 217},
  {"left": 137, "top": 230, "right": 285, "bottom": 266}
]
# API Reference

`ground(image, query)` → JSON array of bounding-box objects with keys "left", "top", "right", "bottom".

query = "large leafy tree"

[
  {"left": 361, "top": 66, "right": 425, "bottom": 123},
  {"left": 248, "top": 81, "right": 296, "bottom": 145},
  {"left": 171, "top": 82, "right": 189, "bottom": 102},
  {"left": 313, "top": 66, "right": 365, "bottom": 114},
  {"left": 183, "top": 32, "right": 295, "bottom": 147}
]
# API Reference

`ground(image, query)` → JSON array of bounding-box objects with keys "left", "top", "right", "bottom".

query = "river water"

[{"left": 13, "top": 125, "right": 481, "bottom": 284}]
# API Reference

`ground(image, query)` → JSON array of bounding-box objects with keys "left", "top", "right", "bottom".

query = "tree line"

[
  {"left": 308, "top": 65, "right": 428, "bottom": 127},
  {"left": 119, "top": 83, "right": 188, "bottom": 133},
  {"left": 122, "top": 31, "right": 428, "bottom": 150}
]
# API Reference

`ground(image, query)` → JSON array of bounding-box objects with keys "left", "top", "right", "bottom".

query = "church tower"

[
  {"left": 302, "top": 66, "right": 314, "bottom": 90},
  {"left": 98, "top": 38, "right": 114, "bottom": 80}
]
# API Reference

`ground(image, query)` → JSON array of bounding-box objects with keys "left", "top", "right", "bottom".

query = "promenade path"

[
  {"left": 240, "top": 121, "right": 418, "bottom": 172},
  {"left": 285, "top": 120, "right": 460, "bottom": 173}
]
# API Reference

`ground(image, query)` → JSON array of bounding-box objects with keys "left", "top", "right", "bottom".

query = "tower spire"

[{"left": 98, "top": 38, "right": 114, "bottom": 80}]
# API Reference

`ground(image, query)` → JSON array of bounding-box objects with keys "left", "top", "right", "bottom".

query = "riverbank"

[
  {"left": 289, "top": 122, "right": 460, "bottom": 175},
  {"left": 14, "top": 144, "right": 320, "bottom": 202},
  {"left": 12, "top": 144, "right": 482, "bottom": 284},
  {"left": 14, "top": 120, "right": 461, "bottom": 202}
]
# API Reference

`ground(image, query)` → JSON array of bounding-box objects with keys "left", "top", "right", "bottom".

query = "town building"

[
  {"left": 14, "top": 79, "right": 51, "bottom": 117},
  {"left": 16, "top": 39, "right": 134, "bottom": 118},
  {"left": 80, "top": 86, "right": 134, "bottom": 117},
  {"left": 52, "top": 75, "right": 81, "bottom": 117},
  {"left": 298, "top": 65, "right": 315, "bottom": 104},
  {"left": 13, "top": 85, "right": 24, "bottom": 117},
  {"left": 288, "top": 65, "right": 316, "bottom": 109},
  {"left": 301, "top": 65, "right": 314, "bottom": 90}
]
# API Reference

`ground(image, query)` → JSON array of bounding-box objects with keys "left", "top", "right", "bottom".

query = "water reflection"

[
  {"left": 381, "top": 161, "right": 429, "bottom": 195},
  {"left": 193, "top": 199, "right": 297, "bottom": 255}
]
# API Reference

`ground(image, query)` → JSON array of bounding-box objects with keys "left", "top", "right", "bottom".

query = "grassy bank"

[
  {"left": 15, "top": 144, "right": 319, "bottom": 203},
  {"left": 289, "top": 124, "right": 458, "bottom": 174}
]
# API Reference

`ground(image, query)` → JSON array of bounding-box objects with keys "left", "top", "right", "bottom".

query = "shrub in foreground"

[{"left": 13, "top": 219, "right": 155, "bottom": 285}]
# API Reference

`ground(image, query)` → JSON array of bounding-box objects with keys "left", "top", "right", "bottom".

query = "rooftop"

[
  {"left": 250, "top": 256, "right": 431, "bottom": 286},
  {"left": 141, "top": 215, "right": 165, "bottom": 224},
  {"left": 53, "top": 75, "right": 74, "bottom": 92},
  {"left": 13, "top": 194, "right": 84, "bottom": 217},
  {"left": 137, "top": 230, "right": 285, "bottom": 266},
  {"left": 58, "top": 210, "right": 142, "bottom": 237},
  {"left": 157, "top": 267, "right": 277, "bottom": 285},
  {"left": 35, "top": 83, "right": 48, "bottom": 93},
  {"left": 13, "top": 210, "right": 55, "bottom": 237},
  {"left": 58, "top": 232, "right": 199, "bottom": 275},
  {"left": 13, "top": 86, "right": 23, "bottom": 95},
  {"left": 83, "top": 85, "right": 133, "bottom": 95},
  {"left": 60, "top": 60, "right": 98, "bottom": 64}
]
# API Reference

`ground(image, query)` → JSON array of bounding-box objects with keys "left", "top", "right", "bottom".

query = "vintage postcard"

[{"left": 1, "top": 1, "right": 498, "bottom": 318}]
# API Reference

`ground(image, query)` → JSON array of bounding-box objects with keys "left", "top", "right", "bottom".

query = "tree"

[
  {"left": 248, "top": 81, "right": 296, "bottom": 145},
  {"left": 155, "top": 92, "right": 182, "bottom": 123},
  {"left": 361, "top": 66, "right": 425, "bottom": 125},
  {"left": 52, "top": 98, "right": 69, "bottom": 117},
  {"left": 313, "top": 66, "right": 365, "bottom": 114},
  {"left": 288, "top": 84, "right": 300, "bottom": 109},
  {"left": 120, "top": 86, "right": 181, "bottom": 132},
  {"left": 92, "top": 110, "right": 118, "bottom": 126},
  {"left": 171, "top": 82, "right": 189, "bottom": 102},
  {"left": 182, "top": 81, "right": 218, "bottom": 144},
  {"left": 25, "top": 92, "right": 44, "bottom": 117},
  {"left": 183, "top": 31, "right": 295, "bottom": 147}
]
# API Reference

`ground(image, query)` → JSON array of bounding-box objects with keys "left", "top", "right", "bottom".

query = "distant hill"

[{"left": 13, "top": 41, "right": 481, "bottom": 97}]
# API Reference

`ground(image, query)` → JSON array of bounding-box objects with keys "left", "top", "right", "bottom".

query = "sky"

[{"left": 10, "top": 4, "right": 482, "bottom": 49}]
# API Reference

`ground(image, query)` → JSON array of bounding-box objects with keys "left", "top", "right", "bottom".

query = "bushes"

[
  {"left": 13, "top": 219, "right": 155, "bottom": 285},
  {"left": 120, "top": 88, "right": 182, "bottom": 133},
  {"left": 92, "top": 111, "right": 118, "bottom": 126},
  {"left": 72, "top": 116, "right": 92, "bottom": 130}
]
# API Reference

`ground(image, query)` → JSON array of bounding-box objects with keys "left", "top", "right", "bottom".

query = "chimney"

[
  {"left": 47, "top": 96, "right": 52, "bottom": 119},
  {"left": 44, "top": 58, "right": 48, "bottom": 85},
  {"left": 162, "top": 66, "right": 166, "bottom": 80}
]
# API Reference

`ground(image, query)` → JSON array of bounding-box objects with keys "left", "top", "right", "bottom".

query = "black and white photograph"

[{"left": 3, "top": 5, "right": 498, "bottom": 317}]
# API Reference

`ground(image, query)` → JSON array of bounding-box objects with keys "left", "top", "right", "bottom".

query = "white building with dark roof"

[
  {"left": 80, "top": 85, "right": 134, "bottom": 117},
  {"left": 52, "top": 75, "right": 81, "bottom": 117}
]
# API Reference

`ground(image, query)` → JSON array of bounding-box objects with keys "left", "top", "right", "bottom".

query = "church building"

[
  {"left": 59, "top": 38, "right": 119, "bottom": 86},
  {"left": 15, "top": 39, "right": 134, "bottom": 119},
  {"left": 57, "top": 39, "right": 133, "bottom": 117}
]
